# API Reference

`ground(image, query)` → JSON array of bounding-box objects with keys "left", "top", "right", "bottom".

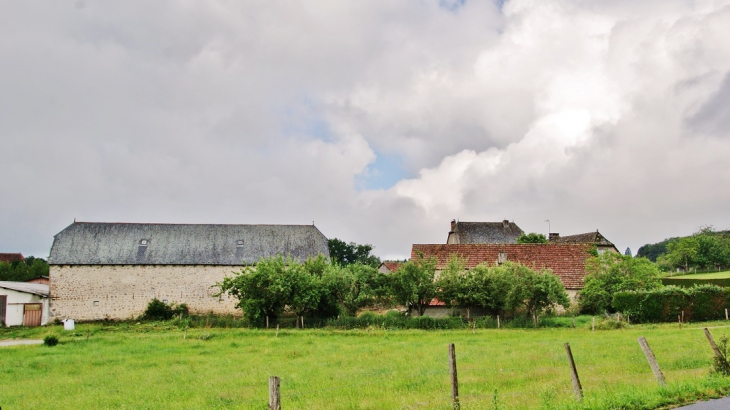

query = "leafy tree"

[
  {"left": 389, "top": 255, "right": 438, "bottom": 316},
  {"left": 330, "top": 263, "right": 387, "bottom": 316},
  {"left": 436, "top": 256, "right": 477, "bottom": 317},
  {"left": 0, "top": 257, "right": 49, "bottom": 282},
  {"left": 579, "top": 252, "right": 662, "bottom": 314},
  {"left": 327, "top": 238, "right": 381, "bottom": 268},
  {"left": 503, "top": 263, "right": 570, "bottom": 317},
  {"left": 516, "top": 233, "right": 548, "bottom": 244},
  {"left": 665, "top": 236, "right": 700, "bottom": 272},
  {"left": 218, "top": 255, "right": 295, "bottom": 325}
]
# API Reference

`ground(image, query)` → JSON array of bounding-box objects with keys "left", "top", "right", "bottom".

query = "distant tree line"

[
  {"left": 655, "top": 227, "right": 730, "bottom": 272},
  {"left": 0, "top": 256, "right": 49, "bottom": 282}
]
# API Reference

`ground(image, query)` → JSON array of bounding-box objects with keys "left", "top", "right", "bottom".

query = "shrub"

[
  {"left": 141, "top": 298, "right": 189, "bottom": 321},
  {"left": 614, "top": 285, "right": 730, "bottom": 323},
  {"left": 711, "top": 335, "right": 730, "bottom": 376},
  {"left": 43, "top": 335, "right": 59, "bottom": 347}
]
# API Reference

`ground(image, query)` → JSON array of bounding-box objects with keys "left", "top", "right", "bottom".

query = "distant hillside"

[{"left": 637, "top": 230, "right": 730, "bottom": 262}]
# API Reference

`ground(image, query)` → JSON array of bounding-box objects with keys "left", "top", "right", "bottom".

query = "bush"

[
  {"left": 711, "top": 335, "right": 730, "bottom": 376},
  {"left": 614, "top": 285, "right": 730, "bottom": 323},
  {"left": 43, "top": 335, "right": 59, "bottom": 347},
  {"left": 141, "top": 298, "right": 189, "bottom": 321}
]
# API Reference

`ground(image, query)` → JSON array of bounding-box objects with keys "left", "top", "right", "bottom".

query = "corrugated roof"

[
  {"left": 49, "top": 222, "right": 329, "bottom": 266},
  {"left": 0, "top": 281, "right": 49, "bottom": 297},
  {"left": 412, "top": 243, "right": 592, "bottom": 289},
  {"left": 449, "top": 221, "right": 524, "bottom": 244}
]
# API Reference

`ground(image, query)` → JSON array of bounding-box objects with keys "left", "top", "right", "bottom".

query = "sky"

[{"left": 2, "top": 0, "right": 730, "bottom": 260}]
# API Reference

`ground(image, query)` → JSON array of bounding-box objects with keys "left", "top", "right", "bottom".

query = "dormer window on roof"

[
  {"left": 139, "top": 239, "right": 148, "bottom": 246},
  {"left": 236, "top": 240, "right": 244, "bottom": 246}
]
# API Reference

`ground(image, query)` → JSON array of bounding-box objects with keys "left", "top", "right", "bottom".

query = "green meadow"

[
  {"left": 2, "top": 320, "right": 730, "bottom": 409},
  {"left": 669, "top": 271, "right": 730, "bottom": 280}
]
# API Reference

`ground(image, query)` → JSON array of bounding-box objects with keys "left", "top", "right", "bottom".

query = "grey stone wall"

[{"left": 49, "top": 265, "right": 244, "bottom": 321}]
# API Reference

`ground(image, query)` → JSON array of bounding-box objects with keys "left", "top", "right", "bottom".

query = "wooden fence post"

[
  {"left": 704, "top": 328, "right": 724, "bottom": 359},
  {"left": 678, "top": 315, "right": 682, "bottom": 329},
  {"left": 637, "top": 337, "right": 666, "bottom": 386},
  {"left": 725, "top": 309, "right": 728, "bottom": 321},
  {"left": 497, "top": 315, "right": 500, "bottom": 329},
  {"left": 592, "top": 317, "right": 595, "bottom": 333},
  {"left": 276, "top": 324, "right": 279, "bottom": 338},
  {"left": 269, "top": 376, "right": 281, "bottom": 410},
  {"left": 266, "top": 316, "right": 269, "bottom": 329},
  {"left": 572, "top": 316, "right": 575, "bottom": 328},
  {"left": 564, "top": 343, "right": 583, "bottom": 401},
  {"left": 449, "top": 343, "right": 460, "bottom": 410}
]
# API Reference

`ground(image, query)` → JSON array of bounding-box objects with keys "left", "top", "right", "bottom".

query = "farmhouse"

[
  {"left": 48, "top": 222, "right": 329, "bottom": 321},
  {"left": 0, "top": 281, "right": 50, "bottom": 327},
  {"left": 446, "top": 220, "right": 524, "bottom": 244},
  {"left": 0, "top": 253, "right": 25, "bottom": 263},
  {"left": 412, "top": 243, "right": 592, "bottom": 301}
]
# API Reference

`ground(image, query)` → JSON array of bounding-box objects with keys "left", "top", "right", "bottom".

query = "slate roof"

[
  {"left": 0, "top": 253, "right": 24, "bottom": 263},
  {"left": 49, "top": 222, "right": 329, "bottom": 266},
  {"left": 448, "top": 221, "right": 524, "bottom": 244},
  {"left": 0, "top": 281, "right": 49, "bottom": 297},
  {"left": 412, "top": 243, "right": 592, "bottom": 289},
  {"left": 550, "top": 231, "right": 617, "bottom": 251}
]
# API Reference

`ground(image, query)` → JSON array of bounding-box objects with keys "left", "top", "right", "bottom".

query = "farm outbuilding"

[
  {"left": 0, "top": 281, "right": 50, "bottom": 327},
  {"left": 48, "top": 222, "right": 330, "bottom": 322}
]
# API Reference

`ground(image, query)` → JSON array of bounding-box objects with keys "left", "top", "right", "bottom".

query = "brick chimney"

[
  {"left": 549, "top": 233, "right": 560, "bottom": 241},
  {"left": 502, "top": 220, "right": 509, "bottom": 228}
]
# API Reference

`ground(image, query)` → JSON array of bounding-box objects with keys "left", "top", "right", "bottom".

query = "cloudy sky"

[{"left": 2, "top": 0, "right": 730, "bottom": 260}]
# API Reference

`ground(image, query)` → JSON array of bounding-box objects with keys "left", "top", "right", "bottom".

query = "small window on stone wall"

[
  {"left": 139, "top": 239, "right": 148, "bottom": 246},
  {"left": 93, "top": 300, "right": 99, "bottom": 307}
]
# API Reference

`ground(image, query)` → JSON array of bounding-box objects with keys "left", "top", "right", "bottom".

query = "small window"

[
  {"left": 93, "top": 300, "right": 99, "bottom": 307},
  {"left": 139, "top": 239, "right": 148, "bottom": 246},
  {"left": 498, "top": 252, "right": 507, "bottom": 265}
]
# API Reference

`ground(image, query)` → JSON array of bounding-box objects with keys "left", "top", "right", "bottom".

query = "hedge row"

[
  {"left": 661, "top": 277, "right": 730, "bottom": 288},
  {"left": 613, "top": 285, "right": 730, "bottom": 323}
]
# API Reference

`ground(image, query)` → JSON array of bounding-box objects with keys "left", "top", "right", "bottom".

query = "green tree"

[
  {"left": 579, "top": 252, "right": 662, "bottom": 314},
  {"left": 516, "top": 233, "right": 549, "bottom": 244},
  {"left": 218, "top": 255, "right": 295, "bottom": 325},
  {"left": 665, "top": 236, "right": 700, "bottom": 272},
  {"left": 389, "top": 255, "right": 438, "bottom": 316},
  {"left": 330, "top": 263, "right": 387, "bottom": 316},
  {"left": 436, "top": 256, "right": 478, "bottom": 317},
  {"left": 0, "top": 256, "right": 49, "bottom": 282},
  {"left": 503, "top": 263, "right": 570, "bottom": 317},
  {"left": 327, "top": 238, "right": 381, "bottom": 268}
]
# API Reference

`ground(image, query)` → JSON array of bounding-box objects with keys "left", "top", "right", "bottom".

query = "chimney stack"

[
  {"left": 549, "top": 233, "right": 560, "bottom": 241},
  {"left": 502, "top": 220, "right": 509, "bottom": 228}
]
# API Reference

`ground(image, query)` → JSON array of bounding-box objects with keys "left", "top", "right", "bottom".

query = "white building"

[{"left": 0, "top": 281, "right": 50, "bottom": 326}]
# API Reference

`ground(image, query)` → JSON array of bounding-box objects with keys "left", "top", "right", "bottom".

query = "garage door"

[{"left": 23, "top": 303, "right": 42, "bottom": 327}]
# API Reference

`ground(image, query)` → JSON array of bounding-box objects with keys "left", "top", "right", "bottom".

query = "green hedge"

[
  {"left": 662, "top": 278, "right": 730, "bottom": 288},
  {"left": 613, "top": 285, "right": 730, "bottom": 323}
]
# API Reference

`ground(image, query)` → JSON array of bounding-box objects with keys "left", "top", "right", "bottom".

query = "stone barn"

[{"left": 48, "top": 222, "right": 329, "bottom": 321}]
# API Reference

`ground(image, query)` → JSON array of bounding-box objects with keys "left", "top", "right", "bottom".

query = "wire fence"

[{"left": 241, "top": 326, "right": 728, "bottom": 409}]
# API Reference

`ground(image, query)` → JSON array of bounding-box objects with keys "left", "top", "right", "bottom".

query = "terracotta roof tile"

[
  {"left": 412, "top": 243, "right": 592, "bottom": 290},
  {"left": 0, "top": 253, "right": 24, "bottom": 263}
]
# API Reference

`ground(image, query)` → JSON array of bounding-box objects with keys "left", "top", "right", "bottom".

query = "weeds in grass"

[
  {"left": 42, "top": 335, "right": 59, "bottom": 347},
  {"left": 711, "top": 334, "right": 730, "bottom": 376}
]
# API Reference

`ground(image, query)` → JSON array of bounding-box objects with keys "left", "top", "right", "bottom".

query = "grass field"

[
  {"left": 2, "top": 320, "right": 730, "bottom": 409},
  {"left": 667, "top": 271, "right": 730, "bottom": 280}
]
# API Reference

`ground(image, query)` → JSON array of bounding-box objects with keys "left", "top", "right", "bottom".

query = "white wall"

[{"left": 0, "top": 287, "right": 49, "bottom": 326}]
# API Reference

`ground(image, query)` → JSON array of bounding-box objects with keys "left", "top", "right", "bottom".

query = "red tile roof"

[
  {"left": 0, "top": 253, "right": 24, "bottom": 263},
  {"left": 380, "top": 261, "right": 403, "bottom": 272},
  {"left": 411, "top": 244, "right": 592, "bottom": 290}
]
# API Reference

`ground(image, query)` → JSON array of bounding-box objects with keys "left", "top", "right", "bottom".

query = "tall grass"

[{"left": 1, "top": 321, "right": 729, "bottom": 409}]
